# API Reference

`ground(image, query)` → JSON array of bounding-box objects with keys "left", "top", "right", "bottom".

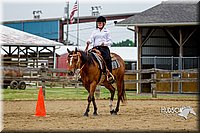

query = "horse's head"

[
  {"left": 188, "top": 107, "right": 196, "bottom": 116},
  {"left": 67, "top": 48, "right": 81, "bottom": 70}
]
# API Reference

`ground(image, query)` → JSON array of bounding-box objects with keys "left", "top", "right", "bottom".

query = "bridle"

[{"left": 68, "top": 52, "right": 86, "bottom": 72}]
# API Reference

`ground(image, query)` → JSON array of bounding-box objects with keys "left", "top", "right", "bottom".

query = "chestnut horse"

[{"left": 67, "top": 48, "right": 126, "bottom": 116}]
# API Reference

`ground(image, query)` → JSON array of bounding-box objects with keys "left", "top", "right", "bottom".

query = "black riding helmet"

[
  {"left": 96, "top": 16, "right": 106, "bottom": 28},
  {"left": 96, "top": 16, "right": 106, "bottom": 23}
]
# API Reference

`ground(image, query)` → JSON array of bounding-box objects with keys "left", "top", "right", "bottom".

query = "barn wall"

[
  {"left": 183, "top": 27, "right": 199, "bottom": 57},
  {"left": 138, "top": 26, "right": 199, "bottom": 93},
  {"left": 56, "top": 53, "right": 69, "bottom": 70},
  {"left": 141, "top": 28, "right": 174, "bottom": 69},
  {"left": 140, "top": 26, "right": 199, "bottom": 70}
]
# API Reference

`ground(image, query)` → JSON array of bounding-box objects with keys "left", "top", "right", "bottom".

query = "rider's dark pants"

[{"left": 93, "top": 46, "right": 112, "bottom": 74}]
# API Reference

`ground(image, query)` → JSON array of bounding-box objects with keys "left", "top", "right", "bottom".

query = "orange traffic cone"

[{"left": 35, "top": 87, "right": 46, "bottom": 117}]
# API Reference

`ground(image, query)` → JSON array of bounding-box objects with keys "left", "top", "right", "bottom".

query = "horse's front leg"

[
  {"left": 90, "top": 81, "right": 98, "bottom": 116},
  {"left": 84, "top": 95, "right": 98, "bottom": 116},
  {"left": 83, "top": 95, "right": 92, "bottom": 116},
  {"left": 83, "top": 82, "right": 98, "bottom": 116}
]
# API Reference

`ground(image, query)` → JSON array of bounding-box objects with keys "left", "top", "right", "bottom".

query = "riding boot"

[
  {"left": 105, "top": 59, "right": 115, "bottom": 84},
  {"left": 95, "top": 46, "right": 114, "bottom": 84},
  {"left": 107, "top": 71, "right": 115, "bottom": 84}
]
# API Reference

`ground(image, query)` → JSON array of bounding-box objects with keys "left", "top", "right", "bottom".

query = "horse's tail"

[{"left": 121, "top": 79, "right": 126, "bottom": 103}]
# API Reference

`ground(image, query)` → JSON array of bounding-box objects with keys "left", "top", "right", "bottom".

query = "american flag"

[{"left": 70, "top": 0, "right": 78, "bottom": 24}]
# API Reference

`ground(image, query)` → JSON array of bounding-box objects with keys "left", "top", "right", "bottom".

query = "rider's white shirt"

[{"left": 87, "top": 27, "right": 112, "bottom": 47}]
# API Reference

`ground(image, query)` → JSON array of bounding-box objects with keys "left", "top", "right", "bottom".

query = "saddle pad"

[
  {"left": 91, "top": 52, "right": 103, "bottom": 70},
  {"left": 112, "top": 59, "right": 120, "bottom": 69}
]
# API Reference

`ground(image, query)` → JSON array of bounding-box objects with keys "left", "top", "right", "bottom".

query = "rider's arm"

[{"left": 85, "top": 30, "right": 95, "bottom": 51}]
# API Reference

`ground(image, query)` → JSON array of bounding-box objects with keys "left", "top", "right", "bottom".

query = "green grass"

[
  {"left": 1, "top": 87, "right": 198, "bottom": 101},
  {"left": 2, "top": 87, "right": 111, "bottom": 100}
]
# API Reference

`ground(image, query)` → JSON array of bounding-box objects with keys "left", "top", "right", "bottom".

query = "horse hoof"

[
  {"left": 110, "top": 110, "right": 116, "bottom": 115},
  {"left": 112, "top": 112, "right": 117, "bottom": 115},
  {"left": 93, "top": 113, "right": 98, "bottom": 116},
  {"left": 83, "top": 113, "right": 89, "bottom": 117},
  {"left": 111, "top": 111, "right": 117, "bottom": 115}
]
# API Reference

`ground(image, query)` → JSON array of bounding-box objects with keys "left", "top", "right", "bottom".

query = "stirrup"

[{"left": 107, "top": 72, "right": 115, "bottom": 84}]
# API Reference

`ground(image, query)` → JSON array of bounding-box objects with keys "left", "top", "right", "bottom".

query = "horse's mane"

[{"left": 78, "top": 50, "right": 94, "bottom": 65}]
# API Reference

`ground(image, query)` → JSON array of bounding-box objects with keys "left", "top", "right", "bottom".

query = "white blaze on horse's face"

[{"left": 69, "top": 56, "right": 73, "bottom": 66}]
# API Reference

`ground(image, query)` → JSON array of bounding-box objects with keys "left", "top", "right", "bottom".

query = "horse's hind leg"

[
  {"left": 114, "top": 79, "right": 125, "bottom": 115},
  {"left": 104, "top": 83, "right": 116, "bottom": 115},
  {"left": 92, "top": 96, "right": 98, "bottom": 116}
]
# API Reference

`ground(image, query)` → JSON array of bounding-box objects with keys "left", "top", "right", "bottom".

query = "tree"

[{"left": 112, "top": 39, "right": 135, "bottom": 47}]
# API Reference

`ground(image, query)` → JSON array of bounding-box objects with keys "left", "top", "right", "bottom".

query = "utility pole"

[
  {"left": 65, "top": 1, "right": 69, "bottom": 45},
  {"left": 62, "top": 1, "right": 69, "bottom": 45},
  {"left": 77, "top": 0, "right": 79, "bottom": 47}
]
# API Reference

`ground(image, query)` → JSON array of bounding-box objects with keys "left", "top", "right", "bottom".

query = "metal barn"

[
  {"left": 116, "top": 1, "right": 200, "bottom": 93},
  {"left": 3, "top": 19, "right": 60, "bottom": 41},
  {"left": 3, "top": 13, "right": 134, "bottom": 44}
]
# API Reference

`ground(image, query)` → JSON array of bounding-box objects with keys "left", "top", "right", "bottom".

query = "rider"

[{"left": 85, "top": 16, "right": 114, "bottom": 83}]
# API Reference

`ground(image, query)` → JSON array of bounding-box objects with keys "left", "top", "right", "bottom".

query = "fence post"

[
  {"left": 151, "top": 68, "right": 157, "bottom": 98},
  {"left": 62, "top": 82, "right": 65, "bottom": 88},
  {"left": 154, "top": 56, "right": 157, "bottom": 69},
  {"left": 42, "top": 81, "right": 46, "bottom": 98},
  {"left": 95, "top": 85, "right": 101, "bottom": 99}
]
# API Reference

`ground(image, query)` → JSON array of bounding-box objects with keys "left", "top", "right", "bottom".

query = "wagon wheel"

[
  {"left": 3, "top": 85, "right": 8, "bottom": 89},
  {"left": 18, "top": 81, "right": 26, "bottom": 90},
  {"left": 10, "top": 80, "right": 18, "bottom": 89}
]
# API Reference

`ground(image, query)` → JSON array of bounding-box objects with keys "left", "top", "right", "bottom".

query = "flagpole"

[
  {"left": 66, "top": 1, "right": 69, "bottom": 45},
  {"left": 77, "top": 0, "right": 79, "bottom": 47}
]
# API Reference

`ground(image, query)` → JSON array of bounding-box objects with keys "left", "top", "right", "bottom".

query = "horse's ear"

[
  {"left": 67, "top": 48, "right": 71, "bottom": 53},
  {"left": 75, "top": 47, "right": 77, "bottom": 53}
]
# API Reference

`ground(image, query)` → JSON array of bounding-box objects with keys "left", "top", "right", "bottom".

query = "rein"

[
  {"left": 79, "top": 63, "right": 86, "bottom": 73},
  {"left": 70, "top": 52, "right": 86, "bottom": 73},
  {"left": 70, "top": 51, "right": 101, "bottom": 82}
]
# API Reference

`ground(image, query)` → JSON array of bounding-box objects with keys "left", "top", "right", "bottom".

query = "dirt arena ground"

[{"left": 2, "top": 99, "right": 199, "bottom": 132}]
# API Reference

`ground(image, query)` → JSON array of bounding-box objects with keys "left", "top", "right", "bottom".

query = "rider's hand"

[
  {"left": 86, "top": 41, "right": 90, "bottom": 45},
  {"left": 101, "top": 42, "right": 105, "bottom": 46},
  {"left": 85, "top": 41, "right": 90, "bottom": 52}
]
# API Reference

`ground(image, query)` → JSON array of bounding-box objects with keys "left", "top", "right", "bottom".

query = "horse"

[{"left": 67, "top": 47, "right": 126, "bottom": 116}]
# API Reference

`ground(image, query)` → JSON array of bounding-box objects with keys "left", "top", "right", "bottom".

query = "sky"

[
  {"left": 0, "top": 0, "right": 167, "bottom": 55},
  {"left": 2, "top": 0, "right": 164, "bottom": 20}
]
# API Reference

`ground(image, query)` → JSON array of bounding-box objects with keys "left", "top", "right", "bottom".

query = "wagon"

[
  {"left": 3, "top": 80, "right": 26, "bottom": 90},
  {"left": 3, "top": 68, "right": 26, "bottom": 90}
]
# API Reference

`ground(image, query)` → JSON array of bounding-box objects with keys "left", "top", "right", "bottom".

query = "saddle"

[
  {"left": 91, "top": 52, "right": 106, "bottom": 72},
  {"left": 90, "top": 52, "right": 106, "bottom": 84},
  {"left": 90, "top": 49, "right": 120, "bottom": 84},
  {"left": 90, "top": 49, "right": 120, "bottom": 70}
]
